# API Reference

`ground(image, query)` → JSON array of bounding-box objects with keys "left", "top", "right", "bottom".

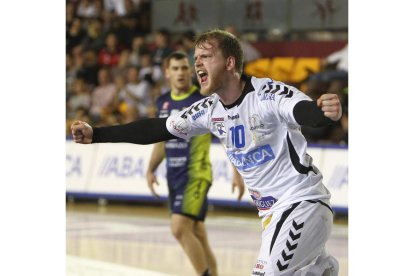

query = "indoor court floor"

[{"left": 66, "top": 201, "right": 348, "bottom": 276}]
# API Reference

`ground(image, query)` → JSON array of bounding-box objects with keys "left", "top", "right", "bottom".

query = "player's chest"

[{"left": 210, "top": 107, "right": 274, "bottom": 150}]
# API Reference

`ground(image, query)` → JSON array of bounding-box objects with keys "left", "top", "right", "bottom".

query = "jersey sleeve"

[
  {"left": 166, "top": 97, "right": 212, "bottom": 140},
  {"left": 260, "top": 80, "right": 313, "bottom": 127}
]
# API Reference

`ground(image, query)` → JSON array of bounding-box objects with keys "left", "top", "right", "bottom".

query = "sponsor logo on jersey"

[
  {"left": 227, "top": 144, "right": 275, "bottom": 169},
  {"left": 191, "top": 109, "right": 206, "bottom": 121},
  {"left": 249, "top": 114, "right": 264, "bottom": 131},
  {"left": 211, "top": 117, "right": 224, "bottom": 122},
  {"left": 259, "top": 81, "right": 293, "bottom": 100},
  {"left": 252, "top": 259, "right": 267, "bottom": 276},
  {"left": 215, "top": 122, "right": 226, "bottom": 135},
  {"left": 180, "top": 98, "right": 213, "bottom": 119},
  {"left": 249, "top": 189, "right": 277, "bottom": 210},
  {"left": 228, "top": 114, "right": 239, "bottom": 120},
  {"left": 169, "top": 119, "right": 189, "bottom": 136},
  {"left": 249, "top": 114, "right": 266, "bottom": 142}
]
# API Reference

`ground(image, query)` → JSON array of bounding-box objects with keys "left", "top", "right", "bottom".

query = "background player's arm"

[
  {"left": 146, "top": 142, "right": 166, "bottom": 198},
  {"left": 231, "top": 165, "right": 245, "bottom": 201}
]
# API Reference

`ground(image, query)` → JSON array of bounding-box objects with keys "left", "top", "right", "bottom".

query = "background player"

[
  {"left": 71, "top": 29, "right": 342, "bottom": 275},
  {"left": 146, "top": 51, "right": 244, "bottom": 276}
]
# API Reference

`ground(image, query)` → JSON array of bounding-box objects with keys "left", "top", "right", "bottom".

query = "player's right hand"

[
  {"left": 71, "top": 120, "right": 93, "bottom": 144},
  {"left": 146, "top": 171, "right": 160, "bottom": 198}
]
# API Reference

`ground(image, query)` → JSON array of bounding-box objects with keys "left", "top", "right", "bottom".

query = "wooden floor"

[{"left": 66, "top": 201, "right": 348, "bottom": 276}]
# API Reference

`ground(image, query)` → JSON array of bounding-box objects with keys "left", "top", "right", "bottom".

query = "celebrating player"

[{"left": 72, "top": 29, "right": 341, "bottom": 276}]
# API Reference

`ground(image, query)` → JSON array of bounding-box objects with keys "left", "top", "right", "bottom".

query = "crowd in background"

[{"left": 66, "top": 0, "right": 348, "bottom": 145}]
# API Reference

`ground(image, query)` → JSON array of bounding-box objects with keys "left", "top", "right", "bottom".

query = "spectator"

[
  {"left": 111, "top": 49, "right": 131, "bottom": 79},
  {"left": 151, "top": 28, "right": 174, "bottom": 66},
  {"left": 138, "top": 51, "right": 163, "bottom": 84},
  {"left": 67, "top": 77, "right": 92, "bottom": 122},
  {"left": 176, "top": 30, "right": 196, "bottom": 67},
  {"left": 82, "top": 17, "right": 107, "bottom": 52},
  {"left": 77, "top": 49, "right": 100, "bottom": 87},
  {"left": 118, "top": 66, "right": 152, "bottom": 118},
  {"left": 128, "top": 34, "right": 148, "bottom": 67},
  {"left": 98, "top": 32, "right": 122, "bottom": 67},
  {"left": 76, "top": 0, "right": 102, "bottom": 19},
  {"left": 89, "top": 68, "right": 118, "bottom": 123},
  {"left": 67, "top": 18, "right": 85, "bottom": 54}
]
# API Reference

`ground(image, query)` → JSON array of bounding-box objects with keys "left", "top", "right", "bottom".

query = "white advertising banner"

[
  {"left": 66, "top": 142, "right": 97, "bottom": 192},
  {"left": 318, "top": 147, "right": 348, "bottom": 209},
  {"left": 87, "top": 143, "right": 169, "bottom": 197},
  {"left": 66, "top": 142, "right": 348, "bottom": 210}
]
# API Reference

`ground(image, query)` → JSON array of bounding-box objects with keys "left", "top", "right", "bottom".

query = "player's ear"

[
  {"left": 226, "top": 56, "right": 236, "bottom": 71},
  {"left": 165, "top": 68, "right": 170, "bottom": 79}
]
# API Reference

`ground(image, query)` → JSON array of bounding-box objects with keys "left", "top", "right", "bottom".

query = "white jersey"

[{"left": 166, "top": 76, "right": 331, "bottom": 217}]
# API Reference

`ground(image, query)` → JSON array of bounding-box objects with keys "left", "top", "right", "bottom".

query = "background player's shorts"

[
  {"left": 168, "top": 179, "right": 211, "bottom": 221},
  {"left": 252, "top": 200, "right": 339, "bottom": 276}
]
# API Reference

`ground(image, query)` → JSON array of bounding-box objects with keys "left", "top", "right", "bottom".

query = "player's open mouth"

[{"left": 197, "top": 70, "right": 208, "bottom": 84}]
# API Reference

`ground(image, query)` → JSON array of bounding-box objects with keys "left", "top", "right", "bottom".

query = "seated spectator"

[
  {"left": 77, "top": 49, "right": 100, "bottom": 87},
  {"left": 67, "top": 17, "right": 85, "bottom": 54},
  {"left": 98, "top": 32, "right": 122, "bottom": 67},
  {"left": 76, "top": 0, "right": 101, "bottom": 19},
  {"left": 82, "top": 17, "right": 107, "bottom": 52},
  {"left": 151, "top": 28, "right": 174, "bottom": 66},
  {"left": 138, "top": 51, "right": 163, "bottom": 84},
  {"left": 89, "top": 68, "right": 118, "bottom": 123},
  {"left": 128, "top": 34, "right": 148, "bottom": 67},
  {"left": 67, "top": 77, "right": 92, "bottom": 119},
  {"left": 118, "top": 66, "right": 152, "bottom": 118},
  {"left": 111, "top": 49, "right": 131, "bottom": 79}
]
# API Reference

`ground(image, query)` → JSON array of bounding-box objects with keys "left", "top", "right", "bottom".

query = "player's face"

[
  {"left": 165, "top": 58, "right": 192, "bottom": 93},
  {"left": 194, "top": 40, "right": 227, "bottom": 96}
]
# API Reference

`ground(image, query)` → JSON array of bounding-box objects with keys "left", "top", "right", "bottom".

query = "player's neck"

[{"left": 217, "top": 76, "right": 245, "bottom": 106}]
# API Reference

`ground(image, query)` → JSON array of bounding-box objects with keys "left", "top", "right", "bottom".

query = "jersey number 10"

[{"left": 230, "top": 125, "right": 245, "bottom": 148}]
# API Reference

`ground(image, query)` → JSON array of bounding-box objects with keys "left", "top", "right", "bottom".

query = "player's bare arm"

[
  {"left": 231, "top": 165, "right": 245, "bottom": 201},
  {"left": 146, "top": 142, "right": 166, "bottom": 198}
]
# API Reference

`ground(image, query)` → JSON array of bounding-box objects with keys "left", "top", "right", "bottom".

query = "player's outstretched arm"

[{"left": 71, "top": 118, "right": 177, "bottom": 145}]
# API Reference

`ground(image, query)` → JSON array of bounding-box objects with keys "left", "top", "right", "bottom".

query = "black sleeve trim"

[
  {"left": 92, "top": 118, "right": 177, "bottom": 145},
  {"left": 293, "top": 100, "right": 335, "bottom": 127}
]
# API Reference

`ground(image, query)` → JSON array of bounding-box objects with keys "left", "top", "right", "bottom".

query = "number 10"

[{"left": 230, "top": 125, "right": 245, "bottom": 148}]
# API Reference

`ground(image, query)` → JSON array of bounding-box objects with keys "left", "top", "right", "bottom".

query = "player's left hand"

[{"left": 317, "top": 93, "right": 342, "bottom": 121}]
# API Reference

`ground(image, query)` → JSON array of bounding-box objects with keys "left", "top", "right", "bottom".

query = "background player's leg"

[
  {"left": 171, "top": 214, "right": 210, "bottom": 275},
  {"left": 194, "top": 221, "right": 218, "bottom": 276}
]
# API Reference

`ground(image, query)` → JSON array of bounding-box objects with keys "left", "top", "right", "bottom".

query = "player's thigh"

[{"left": 252, "top": 201, "right": 333, "bottom": 276}]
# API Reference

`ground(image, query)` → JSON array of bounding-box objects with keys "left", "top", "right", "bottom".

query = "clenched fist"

[
  {"left": 71, "top": 121, "right": 93, "bottom": 144},
  {"left": 317, "top": 94, "right": 343, "bottom": 121}
]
